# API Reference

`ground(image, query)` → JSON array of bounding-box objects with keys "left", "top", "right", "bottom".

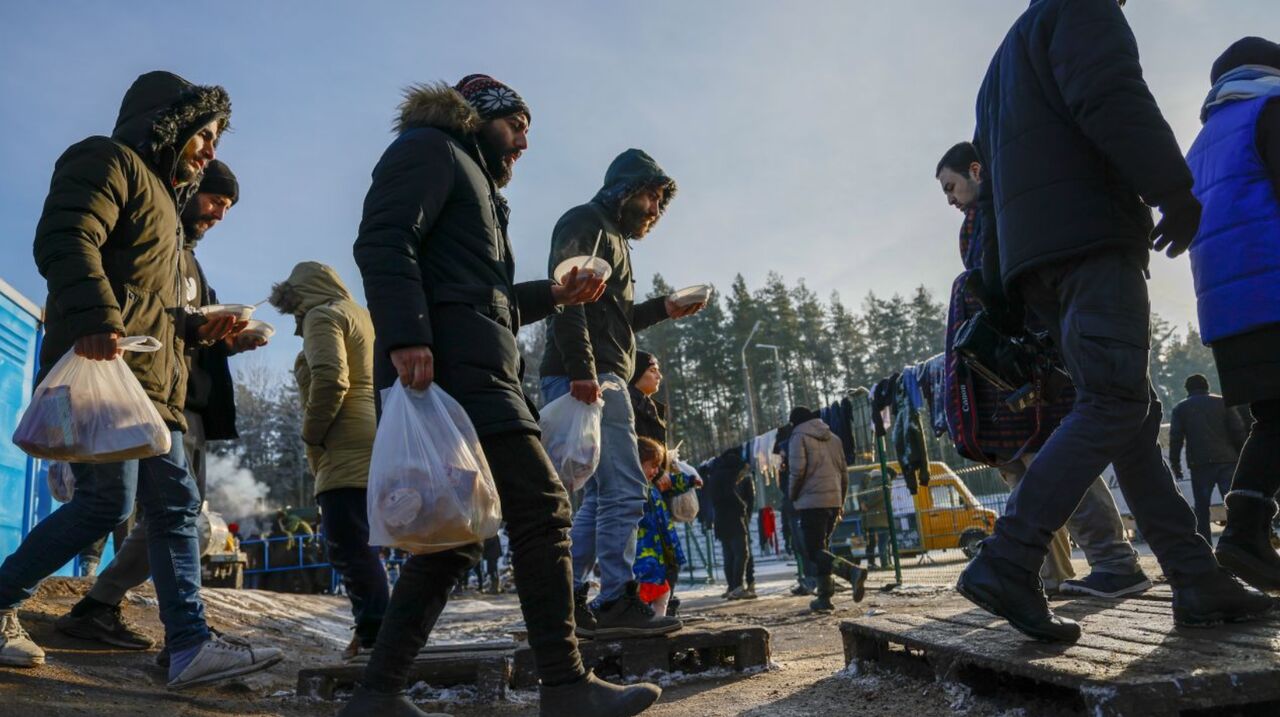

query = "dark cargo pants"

[{"left": 984, "top": 250, "right": 1217, "bottom": 585}]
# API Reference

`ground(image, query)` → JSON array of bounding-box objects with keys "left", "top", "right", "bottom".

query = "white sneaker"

[
  {"left": 167, "top": 633, "right": 283, "bottom": 689},
  {"left": 0, "top": 610, "right": 45, "bottom": 667}
]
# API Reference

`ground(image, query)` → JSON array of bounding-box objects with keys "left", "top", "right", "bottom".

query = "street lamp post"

[
  {"left": 755, "top": 343, "right": 788, "bottom": 422},
  {"left": 740, "top": 320, "right": 762, "bottom": 442}
]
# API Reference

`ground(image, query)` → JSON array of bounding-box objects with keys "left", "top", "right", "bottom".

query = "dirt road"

[{"left": 1, "top": 567, "right": 1092, "bottom": 717}]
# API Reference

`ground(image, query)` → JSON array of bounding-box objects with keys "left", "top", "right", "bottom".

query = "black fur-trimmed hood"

[
  {"left": 394, "top": 82, "right": 480, "bottom": 135},
  {"left": 112, "top": 70, "right": 231, "bottom": 174}
]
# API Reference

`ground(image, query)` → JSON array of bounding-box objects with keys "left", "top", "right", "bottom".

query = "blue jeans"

[
  {"left": 542, "top": 374, "right": 647, "bottom": 604},
  {"left": 0, "top": 431, "right": 209, "bottom": 651}
]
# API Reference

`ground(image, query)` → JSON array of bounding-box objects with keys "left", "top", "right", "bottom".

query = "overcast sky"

[{"left": 1, "top": 1, "right": 1271, "bottom": 376}]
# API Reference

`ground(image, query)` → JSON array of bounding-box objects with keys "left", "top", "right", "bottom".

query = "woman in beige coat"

[{"left": 272, "top": 261, "right": 387, "bottom": 661}]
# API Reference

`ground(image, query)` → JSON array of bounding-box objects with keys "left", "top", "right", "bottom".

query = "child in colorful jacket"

[{"left": 635, "top": 437, "right": 686, "bottom": 617}]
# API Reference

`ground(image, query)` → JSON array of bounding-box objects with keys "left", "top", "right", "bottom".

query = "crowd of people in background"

[{"left": 2, "top": 1, "right": 1279, "bottom": 716}]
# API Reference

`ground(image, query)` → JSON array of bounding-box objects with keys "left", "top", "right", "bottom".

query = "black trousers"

[
  {"left": 799, "top": 508, "right": 839, "bottom": 578},
  {"left": 364, "top": 432, "right": 583, "bottom": 691},
  {"left": 718, "top": 521, "right": 750, "bottom": 590},
  {"left": 988, "top": 251, "right": 1216, "bottom": 584},
  {"left": 1232, "top": 399, "right": 1280, "bottom": 498},
  {"left": 317, "top": 488, "right": 390, "bottom": 645}
]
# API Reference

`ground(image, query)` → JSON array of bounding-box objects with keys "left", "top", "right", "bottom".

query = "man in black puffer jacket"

[
  {"left": 957, "top": 0, "right": 1271, "bottom": 644},
  {"left": 349, "top": 75, "right": 659, "bottom": 717}
]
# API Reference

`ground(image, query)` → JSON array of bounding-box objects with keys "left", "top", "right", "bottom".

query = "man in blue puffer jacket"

[
  {"left": 956, "top": 0, "right": 1272, "bottom": 644},
  {"left": 1185, "top": 36, "right": 1280, "bottom": 592}
]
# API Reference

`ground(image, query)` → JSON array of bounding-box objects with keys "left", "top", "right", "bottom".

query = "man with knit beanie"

[
  {"left": 541, "top": 149, "right": 703, "bottom": 640},
  {"left": 348, "top": 75, "right": 660, "bottom": 717},
  {"left": 1184, "top": 36, "right": 1280, "bottom": 591},
  {"left": 54, "top": 159, "right": 270, "bottom": 661}
]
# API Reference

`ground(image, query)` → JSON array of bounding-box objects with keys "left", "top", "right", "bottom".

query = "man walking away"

[
  {"left": 958, "top": 0, "right": 1270, "bottom": 644},
  {"left": 937, "top": 142, "right": 1149, "bottom": 599},
  {"left": 787, "top": 407, "right": 866, "bottom": 612},
  {"left": 349, "top": 75, "right": 657, "bottom": 717},
  {"left": 1184, "top": 36, "right": 1280, "bottom": 590},
  {"left": 540, "top": 148, "right": 701, "bottom": 638},
  {"left": 55, "top": 159, "right": 267, "bottom": 659},
  {"left": 709, "top": 448, "right": 752, "bottom": 599},
  {"left": 271, "top": 261, "right": 388, "bottom": 663},
  {"left": 0, "top": 71, "right": 281, "bottom": 687},
  {"left": 1170, "top": 375, "right": 1246, "bottom": 545}
]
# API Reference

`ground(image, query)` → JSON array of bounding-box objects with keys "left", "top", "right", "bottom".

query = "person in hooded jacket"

[
  {"left": 55, "top": 159, "right": 271, "bottom": 660},
  {"left": 709, "top": 447, "right": 754, "bottom": 599},
  {"left": 0, "top": 71, "right": 282, "bottom": 688},
  {"left": 540, "top": 148, "right": 702, "bottom": 639},
  {"left": 349, "top": 75, "right": 658, "bottom": 717},
  {"left": 1184, "top": 36, "right": 1280, "bottom": 590},
  {"left": 787, "top": 407, "right": 866, "bottom": 612},
  {"left": 958, "top": 0, "right": 1272, "bottom": 644},
  {"left": 269, "top": 261, "right": 388, "bottom": 664}
]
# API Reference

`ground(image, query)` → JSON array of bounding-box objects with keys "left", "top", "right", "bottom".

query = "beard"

[
  {"left": 619, "top": 199, "right": 656, "bottom": 239},
  {"left": 476, "top": 131, "right": 516, "bottom": 188},
  {"left": 180, "top": 202, "right": 213, "bottom": 243}
]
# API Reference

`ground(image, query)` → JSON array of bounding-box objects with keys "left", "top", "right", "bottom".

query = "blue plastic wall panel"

[{"left": 0, "top": 291, "right": 38, "bottom": 567}]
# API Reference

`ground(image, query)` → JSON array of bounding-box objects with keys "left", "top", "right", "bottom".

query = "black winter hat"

[
  {"left": 198, "top": 159, "right": 238, "bottom": 205},
  {"left": 1211, "top": 36, "right": 1280, "bottom": 84},
  {"left": 631, "top": 350, "right": 657, "bottom": 385},
  {"left": 789, "top": 406, "right": 817, "bottom": 427}
]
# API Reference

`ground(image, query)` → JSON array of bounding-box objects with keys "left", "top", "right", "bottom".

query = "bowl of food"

[
  {"left": 553, "top": 256, "right": 613, "bottom": 285},
  {"left": 668, "top": 284, "right": 713, "bottom": 307},
  {"left": 239, "top": 319, "right": 275, "bottom": 342},
  {"left": 199, "top": 303, "right": 256, "bottom": 322}
]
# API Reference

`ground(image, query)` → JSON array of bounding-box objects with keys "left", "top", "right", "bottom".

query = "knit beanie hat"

[
  {"left": 454, "top": 74, "right": 531, "bottom": 123},
  {"left": 198, "top": 159, "right": 238, "bottom": 205},
  {"left": 789, "top": 406, "right": 816, "bottom": 427},
  {"left": 1211, "top": 36, "right": 1280, "bottom": 84},
  {"left": 631, "top": 350, "right": 657, "bottom": 385}
]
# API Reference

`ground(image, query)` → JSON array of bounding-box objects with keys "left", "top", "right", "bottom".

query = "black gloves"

[{"left": 1151, "top": 191, "right": 1202, "bottom": 258}]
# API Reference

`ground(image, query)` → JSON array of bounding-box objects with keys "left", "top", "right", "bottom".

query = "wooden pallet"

[
  {"left": 841, "top": 598, "right": 1280, "bottom": 716},
  {"left": 297, "top": 641, "right": 515, "bottom": 700},
  {"left": 511, "top": 622, "right": 770, "bottom": 689}
]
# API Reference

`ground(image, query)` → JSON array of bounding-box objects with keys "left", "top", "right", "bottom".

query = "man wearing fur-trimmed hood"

[
  {"left": 350, "top": 75, "right": 659, "bottom": 717},
  {"left": 540, "top": 149, "right": 702, "bottom": 640},
  {"left": 2, "top": 71, "right": 282, "bottom": 688}
]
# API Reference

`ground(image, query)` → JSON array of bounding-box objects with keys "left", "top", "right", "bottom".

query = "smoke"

[{"left": 205, "top": 452, "right": 271, "bottom": 526}]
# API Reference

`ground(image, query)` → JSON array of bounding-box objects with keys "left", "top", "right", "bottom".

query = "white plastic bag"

[
  {"left": 47, "top": 462, "right": 75, "bottom": 503},
  {"left": 669, "top": 457, "right": 701, "bottom": 522},
  {"left": 538, "top": 393, "right": 604, "bottom": 492},
  {"left": 367, "top": 382, "right": 502, "bottom": 554},
  {"left": 13, "top": 337, "right": 171, "bottom": 463}
]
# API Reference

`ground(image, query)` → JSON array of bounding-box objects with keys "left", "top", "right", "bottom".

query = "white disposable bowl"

[
  {"left": 201, "top": 303, "right": 256, "bottom": 322},
  {"left": 669, "top": 284, "right": 713, "bottom": 307},
  {"left": 554, "top": 256, "right": 613, "bottom": 285},
  {"left": 241, "top": 319, "right": 275, "bottom": 341}
]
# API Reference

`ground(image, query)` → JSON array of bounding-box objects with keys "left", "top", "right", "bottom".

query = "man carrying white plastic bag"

[
  {"left": 0, "top": 70, "right": 280, "bottom": 688},
  {"left": 539, "top": 386, "right": 608, "bottom": 493},
  {"left": 349, "top": 75, "right": 663, "bottom": 717}
]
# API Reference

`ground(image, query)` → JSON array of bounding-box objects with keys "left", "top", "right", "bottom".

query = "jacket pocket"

[
  {"left": 1070, "top": 310, "right": 1150, "bottom": 402},
  {"left": 433, "top": 283, "right": 515, "bottom": 331}
]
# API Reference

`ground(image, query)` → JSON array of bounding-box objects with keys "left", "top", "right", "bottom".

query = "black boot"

[
  {"left": 574, "top": 583, "right": 597, "bottom": 639},
  {"left": 1172, "top": 567, "right": 1275, "bottom": 626},
  {"left": 539, "top": 671, "right": 660, "bottom": 717},
  {"left": 956, "top": 550, "right": 1081, "bottom": 643},
  {"left": 593, "top": 582, "right": 681, "bottom": 638},
  {"left": 1215, "top": 492, "right": 1280, "bottom": 591},
  {"left": 809, "top": 576, "right": 835, "bottom": 612},
  {"left": 336, "top": 686, "right": 448, "bottom": 717}
]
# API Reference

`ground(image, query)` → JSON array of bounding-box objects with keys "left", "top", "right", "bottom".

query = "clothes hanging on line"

[{"left": 891, "top": 366, "right": 930, "bottom": 494}]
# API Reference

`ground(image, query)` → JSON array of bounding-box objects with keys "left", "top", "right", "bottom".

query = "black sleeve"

[
  {"left": 514, "top": 279, "right": 558, "bottom": 326},
  {"left": 1259, "top": 99, "right": 1280, "bottom": 202},
  {"left": 632, "top": 296, "right": 669, "bottom": 333},
  {"left": 547, "top": 209, "right": 608, "bottom": 381},
  {"left": 353, "top": 130, "right": 455, "bottom": 354},
  {"left": 1046, "top": 0, "right": 1193, "bottom": 206}
]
